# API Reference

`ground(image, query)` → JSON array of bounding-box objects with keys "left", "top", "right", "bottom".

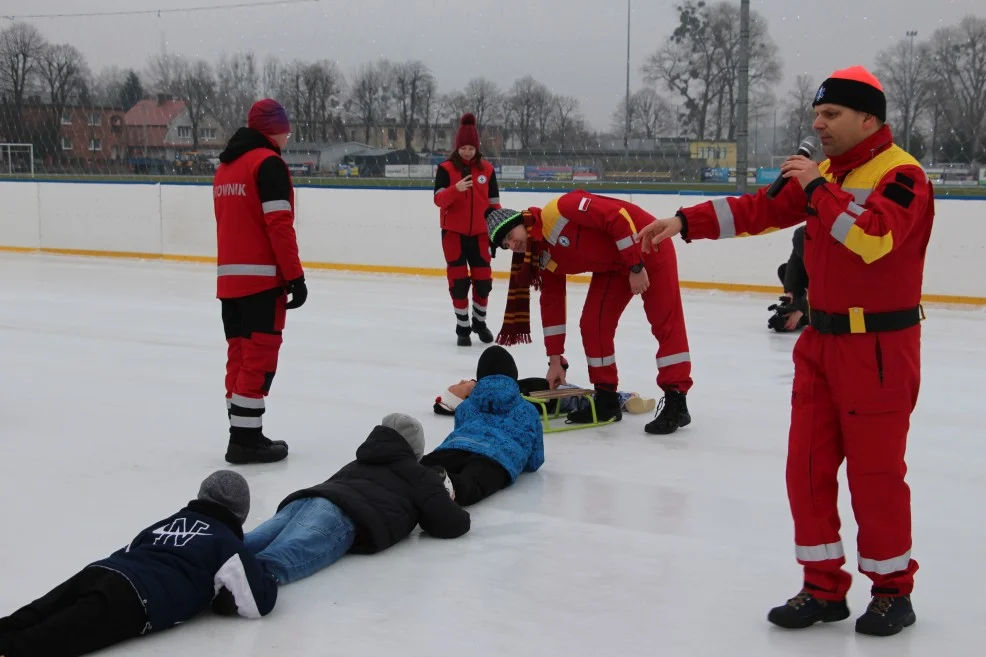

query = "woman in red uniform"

[{"left": 433, "top": 113, "right": 501, "bottom": 346}]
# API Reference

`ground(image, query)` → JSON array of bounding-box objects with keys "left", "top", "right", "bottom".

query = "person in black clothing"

[
  {"left": 768, "top": 225, "right": 810, "bottom": 332},
  {"left": 242, "top": 413, "right": 470, "bottom": 585},
  {"left": 0, "top": 471, "right": 277, "bottom": 657}
]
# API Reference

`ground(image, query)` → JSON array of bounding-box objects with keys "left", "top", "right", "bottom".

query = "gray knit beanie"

[
  {"left": 381, "top": 413, "right": 425, "bottom": 461},
  {"left": 197, "top": 470, "right": 250, "bottom": 525}
]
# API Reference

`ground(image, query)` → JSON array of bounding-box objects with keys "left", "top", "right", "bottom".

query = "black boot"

[
  {"left": 456, "top": 324, "right": 472, "bottom": 346},
  {"left": 225, "top": 428, "right": 288, "bottom": 464},
  {"left": 767, "top": 590, "right": 850, "bottom": 629},
  {"left": 472, "top": 320, "right": 494, "bottom": 344},
  {"left": 644, "top": 389, "right": 691, "bottom": 434},
  {"left": 566, "top": 388, "right": 622, "bottom": 424},
  {"left": 855, "top": 595, "right": 916, "bottom": 636}
]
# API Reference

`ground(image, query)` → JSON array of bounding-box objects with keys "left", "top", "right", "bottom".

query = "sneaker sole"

[{"left": 625, "top": 397, "right": 656, "bottom": 414}]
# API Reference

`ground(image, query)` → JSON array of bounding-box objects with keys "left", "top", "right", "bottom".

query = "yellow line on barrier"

[{"left": 2, "top": 245, "right": 984, "bottom": 306}]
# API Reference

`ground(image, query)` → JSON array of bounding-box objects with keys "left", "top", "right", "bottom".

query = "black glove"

[{"left": 284, "top": 276, "right": 307, "bottom": 309}]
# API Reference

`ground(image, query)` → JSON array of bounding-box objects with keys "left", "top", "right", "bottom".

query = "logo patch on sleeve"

[{"left": 577, "top": 197, "right": 592, "bottom": 212}]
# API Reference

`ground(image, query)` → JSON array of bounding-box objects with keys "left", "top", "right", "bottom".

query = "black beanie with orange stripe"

[{"left": 812, "top": 65, "right": 886, "bottom": 123}]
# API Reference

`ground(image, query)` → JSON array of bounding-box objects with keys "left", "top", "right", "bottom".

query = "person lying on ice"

[
  {"left": 0, "top": 471, "right": 276, "bottom": 657},
  {"left": 420, "top": 345, "right": 544, "bottom": 507},
  {"left": 433, "top": 355, "right": 656, "bottom": 418},
  {"left": 239, "top": 413, "right": 470, "bottom": 586}
]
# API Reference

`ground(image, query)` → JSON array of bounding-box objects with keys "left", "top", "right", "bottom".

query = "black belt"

[{"left": 808, "top": 305, "right": 924, "bottom": 335}]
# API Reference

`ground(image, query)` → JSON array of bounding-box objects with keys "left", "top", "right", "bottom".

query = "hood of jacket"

[
  {"left": 354, "top": 425, "right": 419, "bottom": 465},
  {"left": 466, "top": 374, "right": 524, "bottom": 415},
  {"left": 219, "top": 127, "right": 281, "bottom": 164}
]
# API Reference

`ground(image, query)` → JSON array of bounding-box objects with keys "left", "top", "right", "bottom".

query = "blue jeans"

[{"left": 244, "top": 497, "right": 356, "bottom": 585}]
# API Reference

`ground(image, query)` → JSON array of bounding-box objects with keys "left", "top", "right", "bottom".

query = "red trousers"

[
  {"left": 442, "top": 230, "right": 492, "bottom": 332},
  {"left": 580, "top": 239, "right": 692, "bottom": 393},
  {"left": 788, "top": 325, "right": 920, "bottom": 599},
  {"left": 221, "top": 287, "right": 286, "bottom": 431}
]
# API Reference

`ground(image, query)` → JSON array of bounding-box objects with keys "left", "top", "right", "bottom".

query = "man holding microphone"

[{"left": 638, "top": 66, "right": 933, "bottom": 637}]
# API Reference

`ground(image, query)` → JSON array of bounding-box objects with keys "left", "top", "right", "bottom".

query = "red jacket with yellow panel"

[
  {"left": 531, "top": 191, "right": 654, "bottom": 357},
  {"left": 678, "top": 126, "right": 933, "bottom": 317}
]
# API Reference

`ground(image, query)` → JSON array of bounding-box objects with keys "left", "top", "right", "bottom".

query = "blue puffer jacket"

[{"left": 433, "top": 375, "right": 544, "bottom": 482}]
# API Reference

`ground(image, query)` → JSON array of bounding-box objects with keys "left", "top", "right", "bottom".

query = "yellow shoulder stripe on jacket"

[{"left": 827, "top": 145, "right": 922, "bottom": 264}]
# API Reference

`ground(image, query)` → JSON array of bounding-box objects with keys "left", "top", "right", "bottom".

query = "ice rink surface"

[{"left": 0, "top": 253, "right": 983, "bottom": 656}]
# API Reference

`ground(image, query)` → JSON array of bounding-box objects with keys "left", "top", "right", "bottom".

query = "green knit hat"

[{"left": 485, "top": 207, "right": 524, "bottom": 256}]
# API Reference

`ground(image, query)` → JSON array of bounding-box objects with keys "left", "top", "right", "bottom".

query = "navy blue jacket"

[{"left": 90, "top": 500, "right": 277, "bottom": 632}]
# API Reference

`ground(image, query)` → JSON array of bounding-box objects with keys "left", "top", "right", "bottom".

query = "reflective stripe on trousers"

[{"left": 217, "top": 264, "right": 277, "bottom": 277}]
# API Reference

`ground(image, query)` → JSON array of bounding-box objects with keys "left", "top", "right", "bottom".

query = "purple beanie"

[{"left": 248, "top": 99, "right": 291, "bottom": 137}]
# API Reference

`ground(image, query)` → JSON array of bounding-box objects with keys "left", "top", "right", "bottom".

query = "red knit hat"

[
  {"left": 812, "top": 65, "right": 886, "bottom": 122},
  {"left": 248, "top": 99, "right": 291, "bottom": 137},
  {"left": 454, "top": 113, "right": 480, "bottom": 150}
]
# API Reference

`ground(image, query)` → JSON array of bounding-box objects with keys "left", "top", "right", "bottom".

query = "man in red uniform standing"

[
  {"left": 487, "top": 191, "right": 693, "bottom": 434},
  {"left": 213, "top": 99, "right": 306, "bottom": 465},
  {"left": 638, "top": 66, "right": 931, "bottom": 636}
]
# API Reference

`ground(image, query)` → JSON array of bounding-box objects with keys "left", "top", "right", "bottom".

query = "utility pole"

[
  {"left": 625, "top": 0, "right": 631, "bottom": 159},
  {"left": 905, "top": 30, "right": 917, "bottom": 155},
  {"left": 736, "top": 0, "right": 750, "bottom": 192}
]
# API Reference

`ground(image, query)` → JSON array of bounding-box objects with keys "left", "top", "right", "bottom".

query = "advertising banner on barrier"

[
  {"left": 756, "top": 167, "right": 781, "bottom": 184},
  {"left": 572, "top": 165, "right": 599, "bottom": 181},
  {"left": 980, "top": 167, "right": 986, "bottom": 186},
  {"left": 500, "top": 165, "right": 526, "bottom": 180},
  {"left": 525, "top": 165, "right": 573, "bottom": 181},
  {"left": 408, "top": 164, "right": 435, "bottom": 178},
  {"left": 384, "top": 164, "right": 409, "bottom": 178},
  {"left": 701, "top": 167, "right": 729, "bottom": 182}
]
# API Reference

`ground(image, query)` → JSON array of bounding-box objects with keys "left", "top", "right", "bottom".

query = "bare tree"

[
  {"left": 642, "top": 1, "right": 780, "bottom": 140},
  {"left": 506, "top": 76, "right": 550, "bottom": 149},
  {"left": 0, "top": 21, "right": 47, "bottom": 141},
  {"left": 148, "top": 54, "right": 216, "bottom": 150},
  {"left": 551, "top": 95, "right": 581, "bottom": 148},
  {"left": 259, "top": 56, "right": 282, "bottom": 99},
  {"left": 289, "top": 59, "right": 344, "bottom": 142},
  {"left": 459, "top": 77, "right": 502, "bottom": 128},
  {"left": 37, "top": 43, "right": 88, "bottom": 159},
  {"left": 391, "top": 59, "right": 435, "bottom": 152},
  {"left": 929, "top": 16, "right": 986, "bottom": 163},
  {"left": 214, "top": 52, "right": 259, "bottom": 133},
  {"left": 875, "top": 37, "right": 934, "bottom": 156},
  {"left": 781, "top": 74, "right": 817, "bottom": 153},
  {"left": 88, "top": 65, "right": 128, "bottom": 107},
  {"left": 612, "top": 88, "right": 674, "bottom": 138},
  {"left": 348, "top": 60, "right": 391, "bottom": 144}
]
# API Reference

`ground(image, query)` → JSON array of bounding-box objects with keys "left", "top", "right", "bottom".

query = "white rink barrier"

[{"left": 1, "top": 180, "right": 983, "bottom": 305}]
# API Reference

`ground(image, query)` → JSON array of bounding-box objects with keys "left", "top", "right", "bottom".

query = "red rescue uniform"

[
  {"left": 434, "top": 159, "right": 501, "bottom": 337},
  {"left": 213, "top": 127, "right": 304, "bottom": 436},
  {"left": 678, "top": 125, "right": 931, "bottom": 599},
  {"left": 533, "top": 191, "right": 693, "bottom": 394}
]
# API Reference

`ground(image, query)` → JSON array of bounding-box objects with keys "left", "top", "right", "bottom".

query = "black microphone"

[{"left": 766, "top": 136, "right": 819, "bottom": 199}]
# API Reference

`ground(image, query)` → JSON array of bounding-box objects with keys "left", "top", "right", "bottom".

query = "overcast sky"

[{"left": 2, "top": 0, "right": 982, "bottom": 132}]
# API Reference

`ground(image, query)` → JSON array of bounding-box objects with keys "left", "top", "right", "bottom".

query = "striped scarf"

[{"left": 495, "top": 213, "right": 543, "bottom": 346}]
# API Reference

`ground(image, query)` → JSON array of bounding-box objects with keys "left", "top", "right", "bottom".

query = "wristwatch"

[{"left": 630, "top": 262, "right": 645, "bottom": 274}]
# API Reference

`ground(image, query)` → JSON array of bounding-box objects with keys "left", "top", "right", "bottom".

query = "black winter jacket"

[{"left": 277, "top": 426, "right": 471, "bottom": 553}]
